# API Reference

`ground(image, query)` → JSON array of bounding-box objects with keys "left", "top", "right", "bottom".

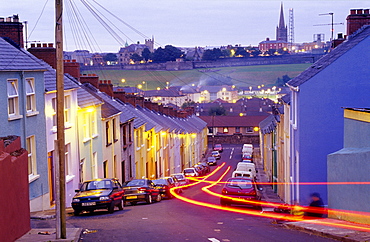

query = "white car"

[
  {"left": 171, "top": 173, "right": 190, "bottom": 186},
  {"left": 183, "top": 168, "right": 199, "bottom": 178}
]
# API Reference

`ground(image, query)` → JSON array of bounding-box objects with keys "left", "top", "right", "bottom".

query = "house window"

[
  {"left": 65, "top": 143, "right": 71, "bottom": 176},
  {"left": 235, "top": 127, "right": 240, "bottom": 133},
  {"left": 246, "top": 127, "right": 254, "bottom": 133},
  {"left": 52, "top": 98, "right": 57, "bottom": 127},
  {"left": 103, "top": 160, "right": 108, "bottom": 178},
  {"left": 128, "top": 123, "right": 132, "bottom": 142},
  {"left": 7, "top": 79, "right": 19, "bottom": 117},
  {"left": 82, "top": 112, "right": 90, "bottom": 139},
  {"left": 208, "top": 127, "right": 213, "bottom": 134},
  {"left": 92, "top": 152, "right": 97, "bottom": 179},
  {"left": 113, "top": 118, "right": 118, "bottom": 142},
  {"left": 223, "top": 127, "right": 228, "bottom": 133},
  {"left": 123, "top": 125, "right": 127, "bottom": 145},
  {"left": 26, "top": 136, "right": 36, "bottom": 177},
  {"left": 64, "top": 95, "right": 71, "bottom": 123},
  {"left": 25, "top": 78, "right": 36, "bottom": 113},
  {"left": 106, "top": 121, "right": 112, "bottom": 146}
]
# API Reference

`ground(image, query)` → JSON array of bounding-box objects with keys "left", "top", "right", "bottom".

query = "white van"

[
  {"left": 242, "top": 144, "right": 253, "bottom": 154},
  {"left": 232, "top": 170, "right": 253, "bottom": 178},
  {"left": 236, "top": 162, "right": 257, "bottom": 179}
]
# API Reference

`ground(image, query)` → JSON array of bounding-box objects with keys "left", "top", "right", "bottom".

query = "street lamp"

[
  {"left": 142, "top": 81, "right": 147, "bottom": 91},
  {"left": 121, "top": 78, "right": 126, "bottom": 84}
]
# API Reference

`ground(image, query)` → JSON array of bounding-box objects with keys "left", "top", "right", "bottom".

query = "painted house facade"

[
  {"left": 0, "top": 37, "right": 49, "bottom": 211},
  {"left": 286, "top": 25, "right": 370, "bottom": 205}
]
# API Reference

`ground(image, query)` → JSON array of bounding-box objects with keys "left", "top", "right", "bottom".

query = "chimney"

[
  {"left": 80, "top": 73, "right": 99, "bottom": 88},
  {"left": 64, "top": 59, "right": 80, "bottom": 81},
  {"left": 346, "top": 9, "right": 370, "bottom": 36},
  {"left": 135, "top": 96, "right": 144, "bottom": 108},
  {"left": 28, "top": 43, "right": 56, "bottom": 69},
  {"left": 0, "top": 15, "right": 24, "bottom": 48},
  {"left": 98, "top": 80, "right": 114, "bottom": 97}
]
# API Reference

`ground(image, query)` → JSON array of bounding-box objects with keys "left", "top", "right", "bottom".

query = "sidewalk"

[
  {"left": 17, "top": 208, "right": 82, "bottom": 242},
  {"left": 255, "top": 148, "right": 370, "bottom": 242}
]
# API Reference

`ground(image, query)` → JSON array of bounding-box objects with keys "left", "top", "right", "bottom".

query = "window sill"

[
  {"left": 83, "top": 137, "right": 91, "bottom": 143},
  {"left": 66, "top": 175, "right": 75, "bottom": 183},
  {"left": 8, "top": 114, "right": 23, "bottom": 121},
  {"left": 106, "top": 143, "right": 112, "bottom": 147},
  {"left": 26, "top": 111, "right": 39, "bottom": 117},
  {"left": 92, "top": 134, "right": 99, "bottom": 139},
  {"left": 29, "top": 174, "right": 40, "bottom": 183}
]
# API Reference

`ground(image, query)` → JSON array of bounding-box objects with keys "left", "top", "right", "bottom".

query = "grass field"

[{"left": 82, "top": 63, "right": 311, "bottom": 90}]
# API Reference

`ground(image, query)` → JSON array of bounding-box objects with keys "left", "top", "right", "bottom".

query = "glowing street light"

[
  {"left": 121, "top": 78, "right": 126, "bottom": 84},
  {"left": 138, "top": 84, "right": 143, "bottom": 89}
]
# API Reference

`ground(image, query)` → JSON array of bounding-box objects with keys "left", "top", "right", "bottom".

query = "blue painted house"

[
  {"left": 0, "top": 37, "right": 49, "bottom": 209},
  {"left": 287, "top": 25, "right": 370, "bottom": 205}
]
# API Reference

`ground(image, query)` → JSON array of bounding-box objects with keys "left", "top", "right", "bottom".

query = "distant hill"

[{"left": 82, "top": 63, "right": 311, "bottom": 90}]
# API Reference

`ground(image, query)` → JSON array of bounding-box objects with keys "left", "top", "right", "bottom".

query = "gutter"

[{"left": 286, "top": 82, "right": 299, "bottom": 92}]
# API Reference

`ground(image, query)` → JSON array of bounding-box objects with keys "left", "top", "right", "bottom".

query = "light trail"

[{"left": 170, "top": 164, "right": 370, "bottom": 233}]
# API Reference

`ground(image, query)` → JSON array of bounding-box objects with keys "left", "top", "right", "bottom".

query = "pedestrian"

[{"left": 304, "top": 192, "right": 325, "bottom": 218}]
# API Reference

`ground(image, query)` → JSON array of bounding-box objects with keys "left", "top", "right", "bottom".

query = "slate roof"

[
  {"left": 199, "top": 115, "right": 267, "bottom": 127},
  {"left": 259, "top": 114, "right": 278, "bottom": 134},
  {"left": 0, "top": 37, "right": 47, "bottom": 71},
  {"left": 288, "top": 25, "right": 370, "bottom": 87},
  {"left": 280, "top": 93, "right": 291, "bottom": 105},
  {"left": 77, "top": 87, "right": 103, "bottom": 109},
  {"left": 144, "top": 89, "right": 184, "bottom": 97}
]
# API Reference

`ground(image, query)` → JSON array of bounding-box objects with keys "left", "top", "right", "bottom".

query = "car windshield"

[
  {"left": 184, "top": 169, "right": 194, "bottom": 173},
  {"left": 215, "top": 144, "right": 221, "bottom": 148},
  {"left": 81, "top": 180, "right": 113, "bottom": 191},
  {"left": 212, "top": 151, "right": 218, "bottom": 155},
  {"left": 153, "top": 179, "right": 167, "bottom": 185},
  {"left": 208, "top": 157, "right": 215, "bottom": 161},
  {"left": 126, "top": 179, "right": 146, "bottom": 187},
  {"left": 227, "top": 179, "right": 253, "bottom": 189},
  {"left": 173, "top": 174, "right": 185, "bottom": 180}
]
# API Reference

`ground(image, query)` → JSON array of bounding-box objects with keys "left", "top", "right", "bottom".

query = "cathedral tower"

[{"left": 276, "top": 3, "right": 288, "bottom": 42}]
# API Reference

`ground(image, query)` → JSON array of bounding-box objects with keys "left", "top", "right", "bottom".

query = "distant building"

[
  {"left": 276, "top": 3, "right": 288, "bottom": 42},
  {"left": 118, "top": 38, "right": 154, "bottom": 65}
]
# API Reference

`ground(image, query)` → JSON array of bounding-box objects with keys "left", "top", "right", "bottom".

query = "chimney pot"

[
  {"left": 72, "top": 59, "right": 76, "bottom": 62},
  {"left": 357, "top": 9, "right": 363, "bottom": 15},
  {"left": 36, "top": 43, "right": 41, "bottom": 47},
  {"left": 6, "top": 17, "right": 11, "bottom": 22},
  {"left": 100, "top": 80, "right": 103, "bottom": 84},
  {"left": 108, "top": 80, "right": 111, "bottom": 84},
  {"left": 0, "top": 18, "right": 4, "bottom": 22},
  {"left": 42, "top": 43, "right": 47, "bottom": 47},
  {"left": 31, "top": 43, "right": 35, "bottom": 48},
  {"left": 364, "top": 9, "right": 369, "bottom": 14},
  {"left": 350, "top": 9, "right": 356, "bottom": 15},
  {"left": 48, "top": 43, "right": 53, "bottom": 47},
  {"left": 104, "top": 80, "right": 107, "bottom": 84}
]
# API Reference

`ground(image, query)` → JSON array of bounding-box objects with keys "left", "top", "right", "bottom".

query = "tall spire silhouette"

[{"left": 276, "top": 2, "right": 288, "bottom": 42}]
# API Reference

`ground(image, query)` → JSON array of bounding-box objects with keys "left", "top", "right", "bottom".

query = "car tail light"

[
  {"left": 222, "top": 189, "right": 228, "bottom": 194},
  {"left": 247, "top": 190, "right": 256, "bottom": 196},
  {"left": 138, "top": 187, "right": 147, "bottom": 192}
]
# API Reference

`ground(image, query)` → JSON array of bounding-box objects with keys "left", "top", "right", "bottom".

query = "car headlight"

[
  {"left": 72, "top": 198, "right": 80, "bottom": 202},
  {"left": 99, "top": 196, "right": 110, "bottom": 201}
]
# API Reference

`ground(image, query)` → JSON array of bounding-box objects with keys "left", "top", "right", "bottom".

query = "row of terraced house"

[{"left": 0, "top": 16, "right": 207, "bottom": 212}]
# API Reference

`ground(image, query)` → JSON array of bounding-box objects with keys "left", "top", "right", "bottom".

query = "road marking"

[
  {"left": 217, "top": 222, "right": 223, "bottom": 224},
  {"left": 236, "top": 218, "right": 244, "bottom": 220},
  {"left": 208, "top": 238, "right": 220, "bottom": 242},
  {"left": 229, "top": 148, "right": 234, "bottom": 159},
  {"left": 222, "top": 239, "right": 230, "bottom": 242},
  {"left": 214, "top": 229, "right": 221, "bottom": 232},
  {"left": 142, "top": 218, "right": 148, "bottom": 219}
]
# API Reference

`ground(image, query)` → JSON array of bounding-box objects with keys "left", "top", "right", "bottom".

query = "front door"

[{"left": 48, "top": 151, "right": 55, "bottom": 206}]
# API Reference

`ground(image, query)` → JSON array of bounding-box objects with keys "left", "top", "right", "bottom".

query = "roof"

[
  {"left": 144, "top": 89, "right": 184, "bottom": 97},
  {"left": 288, "top": 25, "right": 370, "bottom": 87},
  {"left": 259, "top": 114, "right": 279, "bottom": 134},
  {"left": 77, "top": 87, "right": 103, "bottom": 108},
  {"left": 0, "top": 37, "right": 47, "bottom": 71},
  {"left": 199, "top": 115, "right": 267, "bottom": 127}
]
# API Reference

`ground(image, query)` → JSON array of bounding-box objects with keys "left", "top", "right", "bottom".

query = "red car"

[
  {"left": 220, "top": 177, "right": 262, "bottom": 209},
  {"left": 123, "top": 179, "right": 162, "bottom": 205},
  {"left": 213, "top": 144, "right": 223, "bottom": 152}
]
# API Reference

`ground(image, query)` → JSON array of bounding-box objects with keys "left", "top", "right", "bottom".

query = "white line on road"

[
  {"left": 208, "top": 238, "right": 220, "bottom": 242},
  {"left": 229, "top": 148, "right": 234, "bottom": 159}
]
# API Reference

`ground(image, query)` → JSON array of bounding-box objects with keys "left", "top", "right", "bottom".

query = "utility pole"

[{"left": 55, "top": 0, "right": 66, "bottom": 239}]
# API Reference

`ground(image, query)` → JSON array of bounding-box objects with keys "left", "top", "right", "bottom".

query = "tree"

[
  {"left": 274, "top": 74, "right": 292, "bottom": 87},
  {"left": 142, "top": 48, "right": 152, "bottom": 62},
  {"left": 181, "top": 101, "right": 196, "bottom": 109},
  {"left": 103, "top": 53, "right": 118, "bottom": 62},
  {"left": 208, "top": 106, "right": 226, "bottom": 116},
  {"left": 202, "top": 48, "right": 223, "bottom": 61},
  {"left": 130, "top": 53, "right": 143, "bottom": 62},
  {"left": 152, "top": 45, "right": 184, "bottom": 62},
  {"left": 235, "top": 47, "right": 248, "bottom": 57}
]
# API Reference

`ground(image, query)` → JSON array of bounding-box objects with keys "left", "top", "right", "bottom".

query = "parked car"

[
  {"left": 241, "top": 153, "right": 253, "bottom": 163},
  {"left": 197, "top": 162, "right": 210, "bottom": 173},
  {"left": 171, "top": 173, "right": 190, "bottom": 187},
  {"left": 242, "top": 144, "right": 253, "bottom": 154},
  {"left": 213, "top": 143, "right": 223, "bottom": 152},
  {"left": 211, "top": 151, "right": 221, "bottom": 159},
  {"left": 183, "top": 167, "right": 199, "bottom": 178},
  {"left": 71, "top": 178, "right": 124, "bottom": 216},
  {"left": 207, "top": 156, "right": 217, "bottom": 166},
  {"left": 153, "top": 177, "right": 182, "bottom": 199},
  {"left": 220, "top": 177, "right": 262, "bottom": 209},
  {"left": 194, "top": 164, "right": 206, "bottom": 176},
  {"left": 123, "top": 179, "right": 161, "bottom": 205}
]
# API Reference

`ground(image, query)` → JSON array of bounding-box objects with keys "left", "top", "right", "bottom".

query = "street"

[{"left": 32, "top": 144, "right": 335, "bottom": 242}]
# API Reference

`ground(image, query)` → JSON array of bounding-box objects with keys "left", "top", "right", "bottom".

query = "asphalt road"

[{"left": 32, "top": 144, "right": 335, "bottom": 242}]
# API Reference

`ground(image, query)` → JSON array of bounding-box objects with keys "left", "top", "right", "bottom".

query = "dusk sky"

[{"left": 3, "top": 0, "right": 368, "bottom": 52}]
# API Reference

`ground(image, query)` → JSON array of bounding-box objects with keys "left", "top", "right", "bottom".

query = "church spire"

[{"left": 279, "top": 2, "right": 285, "bottom": 28}]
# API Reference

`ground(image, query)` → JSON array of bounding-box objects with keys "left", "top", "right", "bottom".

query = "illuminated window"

[
  {"left": 113, "top": 118, "right": 118, "bottom": 142},
  {"left": 7, "top": 79, "right": 19, "bottom": 117},
  {"left": 106, "top": 121, "right": 112, "bottom": 146},
  {"left": 246, "top": 127, "right": 253, "bottom": 133},
  {"left": 25, "top": 78, "right": 36, "bottom": 113},
  {"left": 223, "top": 127, "right": 228, "bottom": 133},
  {"left": 65, "top": 143, "right": 71, "bottom": 175},
  {"left": 52, "top": 98, "right": 57, "bottom": 127},
  {"left": 26, "top": 136, "right": 37, "bottom": 177},
  {"left": 64, "top": 95, "right": 71, "bottom": 123}
]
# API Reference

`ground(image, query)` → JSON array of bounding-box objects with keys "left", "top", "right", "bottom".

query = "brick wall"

[{"left": 0, "top": 136, "right": 30, "bottom": 241}]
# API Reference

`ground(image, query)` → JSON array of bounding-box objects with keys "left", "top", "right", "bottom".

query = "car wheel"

[
  {"left": 108, "top": 202, "right": 115, "bottom": 213},
  {"left": 118, "top": 198, "right": 124, "bottom": 210},
  {"left": 146, "top": 194, "right": 152, "bottom": 204},
  {"left": 155, "top": 194, "right": 162, "bottom": 202},
  {"left": 220, "top": 199, "right": 229, "bottom": 207},
  {"left": 73, "top": 209, "right": 81, "bottom": 216}
]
